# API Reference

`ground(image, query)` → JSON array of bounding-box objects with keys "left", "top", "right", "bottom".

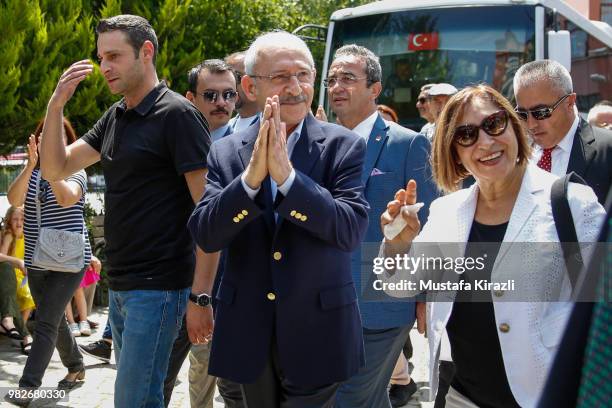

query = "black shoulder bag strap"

[{"left": 550, "top": 172, "right": 586, "bottom": 292}]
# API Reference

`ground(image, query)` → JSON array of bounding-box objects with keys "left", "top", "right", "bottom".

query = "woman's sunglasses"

[
  {"left": 453, "top": 110, "right": 508, "bottom": 147},
  {"left": 514, "top": 94, "right": 570, "bottom": 121}
]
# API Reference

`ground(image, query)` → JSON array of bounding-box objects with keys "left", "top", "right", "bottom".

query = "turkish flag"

[{"left": 408, "top": 33, "right": 439, "bottom": 51}]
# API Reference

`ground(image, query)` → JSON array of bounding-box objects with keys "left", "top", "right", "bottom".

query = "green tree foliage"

[
  {"left": 0, "top": 0, "right": 115, "bottom": 154},
  {"left": 0, "top": 0, "right": 369, "bottom": 154}
]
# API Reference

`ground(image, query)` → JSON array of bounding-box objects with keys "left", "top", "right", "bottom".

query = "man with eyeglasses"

[
  {"left": 225, "top": 51, "right": 261, "bottom": 133},
  {"left": 188, "top": 31, "right": 369, "bottom": 406},
  {"left": 326, "top": 44, "right": 438, "bottom": 408},
  {"left": 186, "top": 59, "right": 237, "bottom": 143},
  {"left": 514, "top": 60, "right": 612, "bottom": 204}
]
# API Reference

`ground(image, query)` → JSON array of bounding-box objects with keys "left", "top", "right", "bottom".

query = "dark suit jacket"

[
  {"left": 567, "top": 119, "right": 612, "bottom": 204},
  {"left": 537, "top": 186, "right": 612, "bottom": 408},
  {"left": 354, "top": 114, "right": 439, "bottom": 329},
  {"left": 189, "top": 113, "right": 369, "bottom": 387}
]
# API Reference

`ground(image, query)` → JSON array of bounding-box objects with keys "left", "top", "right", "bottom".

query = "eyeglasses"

[
  {"left": 200, "top": 90, "right": 238, "bottom": 104},
  {"left": 38, "top": 179, "right": 50, "bottom": 203},
  {"left": 250, "top": 70, "right": 314, "bottom": 86},
  {"left": 515, "top": 94, "right": 570, "bottom": 121},
  {"left": 323, "top": 74, "right": 368, "bottom": 88},
  {"left": 453, "top": 110, "right": 508, "bottom": 147}
]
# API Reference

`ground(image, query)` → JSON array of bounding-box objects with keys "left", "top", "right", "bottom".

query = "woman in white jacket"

[{"left": 379, "top": 85, "right": 605, "bottom": 407}]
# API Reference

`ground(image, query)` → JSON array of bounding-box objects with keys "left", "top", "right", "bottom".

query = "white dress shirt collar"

[{"left": 351, "top": 111, "right": 380, "bottom": 141}]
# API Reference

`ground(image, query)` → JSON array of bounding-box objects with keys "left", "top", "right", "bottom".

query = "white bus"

[{"left": 308, "top": 0, "right": 612, "bottom": 130}]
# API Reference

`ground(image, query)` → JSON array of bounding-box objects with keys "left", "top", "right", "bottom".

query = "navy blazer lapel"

[
  {"left": 567, "top": 120, "right": 593, "bottom": 176},
  {"left": 290, "top": 114, "right": 325, "bottom": 178},
  {"left": 362, "top": 114, "right": 389, "bottom": 187},
  {"left": 273, "top": 114, "right": 324, "bottom": 236},
  {"left": 237, "top": 125, "right": 259, "bottom": 170}
]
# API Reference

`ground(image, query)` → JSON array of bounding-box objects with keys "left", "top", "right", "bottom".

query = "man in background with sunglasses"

[
  {"left": 514, "top": 60, "right": 612, "bottom": 204},
  {"left": 417, "top": 84, "right": 436, "bottom": 140},
  {"left": 164, "top": 58, "right": 240, "bottom": 408},
  {"left": 186, "top": 59, "right": 238, "bottom": 143},
  {"left": 428, "top": 83, "right": 458, "bottom": 124}
]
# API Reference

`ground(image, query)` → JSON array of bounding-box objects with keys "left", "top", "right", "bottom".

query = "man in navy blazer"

[
  {"left": 327, "top": 45, "right": 438, "bottom": 407},
  {"left": 188, "top": 31, "right": 369, "bottom": 406}
]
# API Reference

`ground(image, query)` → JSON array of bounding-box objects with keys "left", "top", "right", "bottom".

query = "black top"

[
  {"left": 81, "top": 82, "right": 210, "bottom": 291},
  {"left": 446, "top": 220, "right": 520, "bottom": 408}
]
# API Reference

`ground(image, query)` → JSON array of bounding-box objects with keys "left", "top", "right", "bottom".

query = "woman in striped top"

[{"left": 7, "top": 117, "right": 90, "bottom": 394}]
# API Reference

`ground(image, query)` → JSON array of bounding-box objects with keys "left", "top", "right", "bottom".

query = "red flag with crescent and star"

[{"left": 408, "top": 33, "right": 439, "bottom": 51}]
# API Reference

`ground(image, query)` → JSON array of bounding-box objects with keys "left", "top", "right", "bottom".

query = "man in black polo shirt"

[{"left": 39, "top": 15, "right": 212, "bottom": 407}]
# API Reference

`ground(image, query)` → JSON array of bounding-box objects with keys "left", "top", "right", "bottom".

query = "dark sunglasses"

[
  {"left": 515, "top": 94, "right": 570, "bottom": 121},
  {"left": 453, "top": 110, "right": 509, "bottom": 147},
  {"left": 200, "top": 90, "right": 237, "bottom": 104}
]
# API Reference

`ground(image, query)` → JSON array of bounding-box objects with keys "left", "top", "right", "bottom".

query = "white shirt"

[
  {"left": 351, "top": 111, "right": 380, "bottom": 141},
  {"left": 420, "top": 122, "right": 435, "bottom": 140},
  {"left": 530, "top": 115, "right": 579, "bottom": 176},
  {"left": 233, "top": 114, "right": 259, "bottom": 133},
  {"left": 240, "top": 119, "right": 304, "bottom": 200}
]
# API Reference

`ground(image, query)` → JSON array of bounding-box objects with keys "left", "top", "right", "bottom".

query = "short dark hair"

[
  {"left": 187, "top": 59, "right": 235, "bottom": 93},
  {"left": 96, "top": 15, "right": 158, "bottom": 65},
  {"left": 333, "top": 44, "right": 382, "bottom": 86}
]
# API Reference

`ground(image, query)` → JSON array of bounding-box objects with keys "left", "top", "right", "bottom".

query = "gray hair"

[
  {"left": 244, "top": 31, "right": 314, "bottom": 75},
  {"left": 513, "top": 60, "right": 573, "bottom": 97},
  {"left": 333, "top": 44, "right": 382, "bottom": 86}
]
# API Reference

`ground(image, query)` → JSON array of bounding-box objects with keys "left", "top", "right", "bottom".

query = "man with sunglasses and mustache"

[
  {"left": 186, "top": 59, "right": 238, "bottom": 143},
  {"left": 188, "top": 31, "right": 369, "bottom": 406},
  {"left": 514, "top": 60, "right": 612, "bottom": 204},
  {"left": 163, "top": 58, "right": 240, "bottom": 408}
]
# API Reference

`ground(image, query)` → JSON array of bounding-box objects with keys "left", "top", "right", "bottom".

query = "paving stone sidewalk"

[{"left": 1, "top": 307, "right": 434, "bottom": 407}]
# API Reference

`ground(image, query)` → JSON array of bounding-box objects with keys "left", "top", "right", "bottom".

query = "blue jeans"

[{"left": 109, "top": 288, "right": 188, "bottom": 408}]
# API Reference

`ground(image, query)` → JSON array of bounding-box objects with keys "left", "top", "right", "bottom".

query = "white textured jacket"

[{"left": 381, "top": 164, "right": 605, "bottom": 407}]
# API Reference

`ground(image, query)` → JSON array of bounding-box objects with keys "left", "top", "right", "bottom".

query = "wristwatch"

[{"left": 189, "top": 292, "right": 212, "bottom": 307}]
